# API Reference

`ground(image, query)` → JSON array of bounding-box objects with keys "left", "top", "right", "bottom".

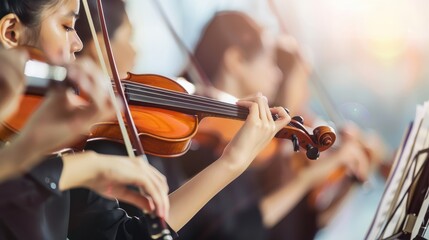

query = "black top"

[
  {"left": 84, "top": 139, "right": 268, "bottom": 240},
  {"left": 68, "top": 188, "right": 179, "bottom": 240},
  {"left": 171, "top": 143, "right": 268, "bottom": 240},
  {"left": 0, "top": 150, "right": 178, "bottom": 240},
  {"left": 0, "top": 156, "right": 68, "bottom": 240}
]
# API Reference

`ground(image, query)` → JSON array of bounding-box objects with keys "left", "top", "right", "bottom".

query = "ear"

[
  {"left": 222, "top": 46, "right": 246, "bottom": 76},
  {"left": 0, "top": 14, "right": 25, "bottom": 48}
]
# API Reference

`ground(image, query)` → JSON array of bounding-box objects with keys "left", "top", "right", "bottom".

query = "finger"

[
  {"left": 350, "top": 149, "right": 369, "bottom": 181},
  {"left": 68, "top": 58, "right": 108, "bottom": 111},
  {"left": 255, "top": 95, "right": 268, "bottom": 123},
  {"left": 143, "top": 165, "right": 169, "bottom": 218},
  {"left": 149, "top": 165, "right": 170, "bottom": 219},
  {"left": 262, "top": 96, "right": 274, "bottom": 122},
  {"left": 66, "top": 63, "right": 112, "bottom": 125},
  {"left": 271, "top": 107, "right": 291, "bottom": 131},
  {"left": 82, "top": 60, "right": 116, "bottom": 122},
  {"left": 149, "top": 164, "right": 169, "bottom": 194},
  {"left": 127, "top": 165, "right": 166, "bottom": 218},
  {"left": 112, "top": 186, "right": 154, "bottom": 212}
]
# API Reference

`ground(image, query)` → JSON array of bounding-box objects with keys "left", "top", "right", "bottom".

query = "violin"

[
  {"left": 88, "top": 73, "right": 336, "bottom": 160},
  {"left": 0, "top": 67, "right": 336, "bottom": 160}
]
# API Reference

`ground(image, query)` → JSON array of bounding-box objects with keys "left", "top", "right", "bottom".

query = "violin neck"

[{"left": 124, "top": 82, "right": 252, "bottom": 121}]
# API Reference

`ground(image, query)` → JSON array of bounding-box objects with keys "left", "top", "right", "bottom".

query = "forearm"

[
  {"left": 259, "top": 171, "right": 313, "bottom": 228},
  {"left": 59, "top": 151, "right": 98, "bottom": 191},
  {"left": 259, "top": 155, "right": 341, "bottom": 228},
  {"left": 167, "top": 153, "right": 249, "bottom": 231}
]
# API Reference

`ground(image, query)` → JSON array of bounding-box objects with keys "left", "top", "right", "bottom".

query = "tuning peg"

[
  {"left": 292, "top": 134, "right": 300, "bottom": 152},
  {"left": 292, "top": 116, "right": 304, "bottom": 125},
  {"left": 306, "top": 144, "right": 320, "bottom": 160}
]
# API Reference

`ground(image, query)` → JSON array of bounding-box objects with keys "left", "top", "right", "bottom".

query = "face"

[
  {"left": 88, "top": 15, "right": 136, "bottom": 78},
  {"left": 36, "top": 0, "right": 82, "bottom": 65},
  {"left": 110, "top": 16, "right": 136, "bottom": 78},
  {"left": 239, "top": 42, "right": 281, "bottom": 99}
]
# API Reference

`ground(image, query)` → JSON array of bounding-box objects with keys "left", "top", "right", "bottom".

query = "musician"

[
  {"left": 263, "top": 35, "right": 378, "bottom": 240},
  {"left": 0, "top": 1, "right": 290, "bottom": 239},
  {"left": 0, "top": 0, "right": 171, "bottom": 239},
  {"left": 173, "top": 11, "right": 372, "bottom": 240}
]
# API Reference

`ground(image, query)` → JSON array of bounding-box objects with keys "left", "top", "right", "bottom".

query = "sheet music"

[
  {"left": 411, "top": 119, "right": 429, "bottom": 238},
  {"left": 366, "top": 102, "right": 429, "bottom": 239}
]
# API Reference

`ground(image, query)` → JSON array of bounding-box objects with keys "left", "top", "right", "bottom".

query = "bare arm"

[
  {"left": 167, "top": 94, "right": 291, "bottom": 231},
  {"left": 259, "top": 129, "right": 372, "bottom": 228},
  {"left": 259, "top": 155, "right": 341, "bottom": 228}
]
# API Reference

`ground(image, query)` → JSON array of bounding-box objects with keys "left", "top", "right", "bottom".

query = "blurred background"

[{"left": 125, "top": 0, "right": 429, "bottom": 239}]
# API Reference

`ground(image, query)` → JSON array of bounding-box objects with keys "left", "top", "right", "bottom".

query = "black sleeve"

[
  {"left": 0, "top": 155, "right": 63, "bottom": 205},
  {"left": 68, "top": 188, "right": 178, "bottom": 240},
  {"left": 0, "top": 156, "right": 70, "bottom": 240}
]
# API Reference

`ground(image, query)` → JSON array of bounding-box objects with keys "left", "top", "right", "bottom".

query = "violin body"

[
  {"left": 0, "top": 95, "right": 42, "bottom": 141},
  {"left": 90, "top": 74, "right": 199, "bottom": 157},
  {"left": 0, "top": 94, "right": 87, "bottom": 152}
]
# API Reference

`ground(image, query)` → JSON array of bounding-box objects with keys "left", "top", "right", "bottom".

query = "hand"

[
  {"left": 60, "top": 151, "right": 170, "bottom": 220},
  {"left": 221, "top": 93, "right": 290, "bottom": 170},
  {"left": 334, "top": 123, "right": 371, "bottom": 181},
  {"left": 0, "top": 48, "right": 28, "bottom": 121},
  {"left": 14, "top": 57, "right": 116, "bottom": 170}
]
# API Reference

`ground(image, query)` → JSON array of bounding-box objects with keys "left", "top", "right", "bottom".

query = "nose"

[{"left": 72, "top": 32, "right": 84, "bottom": 54}]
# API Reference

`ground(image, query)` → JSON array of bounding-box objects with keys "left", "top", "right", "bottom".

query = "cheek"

[
  {"left": 113, "top": 42, "right": 136, "bottom": 73},
  {"left": 39, "top": 23, "right": 70, "bottom": 65}
]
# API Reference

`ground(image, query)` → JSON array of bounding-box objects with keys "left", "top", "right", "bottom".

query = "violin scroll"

[
  {"left": 276, "top": 117, "right": 336, "bottom": 160},
  {"left": 313, "top": 126, "right": 336, "bottom": 149}
]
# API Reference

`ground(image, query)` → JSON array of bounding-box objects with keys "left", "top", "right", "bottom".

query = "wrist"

[
  {"left": 59, "top": 151, "right": 99, "bottom": 191},
  {"left": 218, "top": 149, "right": 253, "bottom": 175}
]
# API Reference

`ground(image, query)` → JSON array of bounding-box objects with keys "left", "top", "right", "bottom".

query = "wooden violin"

[
  {"left": 0, "top": 69, "right": 336, "bottom": 160},
  {"left": 89, "top": 73, "right": 336, "bottom": 160}
]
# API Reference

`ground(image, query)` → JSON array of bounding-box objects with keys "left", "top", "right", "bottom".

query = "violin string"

[
  {"left": 124, "top": 86, "right": 249, "bottom": 117},
  {"left": 124, "top": 90, "right": 299, "bottom": 131},
  {"left": 122, "top": 80, "right": 246, "bottom": 112},
  {"left": 126, "top": 92, "right": 249, "bottom": 119},
  {"left": 124, "top": 83, "right": 299, "bottom": 126},
  {"left": 125, "top": 83, "right": 249, "bottom": 114},
  {"left": 126, "top": 89, "right": 308, "bottom": 139}
]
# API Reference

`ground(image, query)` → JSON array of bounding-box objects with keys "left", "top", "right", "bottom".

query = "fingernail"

[{"left": 263, "top": 95, "right": 268, "bottom": 102}]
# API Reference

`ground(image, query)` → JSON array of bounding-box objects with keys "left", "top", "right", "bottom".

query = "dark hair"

[
  {"left": 0, "top": 0, "right": 58, "bottom": 28},
  {"left": 194, "top": 11, "right": 263, "bottom": 83},
  {"left": 75, "top": 0, "right": 126, "bottom": 51}
]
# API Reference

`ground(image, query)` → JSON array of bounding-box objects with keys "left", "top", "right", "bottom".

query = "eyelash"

[{"left": 63, "top": 25, "right": 75, "bottom": 32}]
